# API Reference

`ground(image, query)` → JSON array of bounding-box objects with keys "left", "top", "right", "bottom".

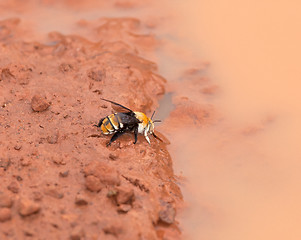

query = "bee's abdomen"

[{"left": 101, "top": 113, "right": 121, "bottom": 134}]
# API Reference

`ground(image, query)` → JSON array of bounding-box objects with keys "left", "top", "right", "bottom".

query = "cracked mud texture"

[{"left": 0, "top": 1, "right": 182, "bottom": 239}]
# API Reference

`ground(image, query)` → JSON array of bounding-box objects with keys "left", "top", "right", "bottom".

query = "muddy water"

[{"left": 163, "top": 0, "right": 301, "bottom": 239}]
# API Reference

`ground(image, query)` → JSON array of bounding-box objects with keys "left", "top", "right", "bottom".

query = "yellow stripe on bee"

[
  {"left": 134, "top": 112, "right": 148, "bottom": 127},
  {"left": 101, "top": 124, "right": 109, "bottom": 134},
  {"left": 109, "top": 114, "right": 120, "bottom": 129},
  {"left": 103, "top": 118, "right": 114, "bottom": 132},
  {"left": 101, "top": 114, "right": 121, "bottom": 134}
]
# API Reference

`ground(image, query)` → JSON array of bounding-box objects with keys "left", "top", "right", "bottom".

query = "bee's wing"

[
  {"left": 118, "top": 112, "right": 140, "bottom": 125},
  {"left": 100, "top": 98, "right": 133, "bottom": 112}
]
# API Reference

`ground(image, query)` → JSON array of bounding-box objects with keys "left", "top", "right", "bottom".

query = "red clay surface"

[{"left": 0, "top": 1, "right": 185, "bottom": 239}]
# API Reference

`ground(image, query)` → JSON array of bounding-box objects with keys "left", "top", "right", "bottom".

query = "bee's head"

[
  {"left": 147, "top": 118, "right": 155, "bottom": 134},
  {"left": 147, "top": 111, "right": 162, "bottom": 142}
]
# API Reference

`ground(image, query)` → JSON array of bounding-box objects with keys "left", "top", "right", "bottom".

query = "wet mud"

[{"left": 0, "top": 1, "right": 191, "bottom": 239}]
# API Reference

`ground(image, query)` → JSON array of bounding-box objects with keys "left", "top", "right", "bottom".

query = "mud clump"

[
  {"left": 18, "top": 198, "right": 41, "bottom": 217},
  {"left": 0, "top": 158, "right": 11, "bottom": 170},
  {"left": 75, "top": 192, "right": 89, "bottom": 206},
  {"left": 1, "top": 68, "right": 14, "bottom": 82},
  {"left": 0, "top": 208, "right": 12, "bottom": 222},
  {"left": 84, "top": 161, "right": 121, "bottom": 186},
  {"left": 44, "top": 185, "right": 64, "bottom": 199},
  {"left": 46, "top": 130, "right": 59, "bottom": 144},
  {"left": 70, "top": 227, "right": 85, "bottom": 240},
  {"left": 0, "top": 192, "right": 13, "bottom": 208},
  {"left": 85, "top": 175, "right": 103, "bottom": 192},
  {"left": 31, "top": 95, "right": 50, "bottom": 112},
  {"left": 87, "top": 67, "right": 106, "bottom": 82},
  {"left": 13, "top": 144, "right": 22, "bottom": 150},
  {"left": 59, "top": 170, "right": 69, "bottom": 177},
  {"left": 117, "top": 204, "right": 132, "bottom": 213},
  {"left": 159, "top": 202, "right": 176, "bottom": 225},
  {"left": 115, "top": 186, "right": 135, "bottom": 205},
  {"left": 7, "top": 181, "right": 19, "bottom": 194}
]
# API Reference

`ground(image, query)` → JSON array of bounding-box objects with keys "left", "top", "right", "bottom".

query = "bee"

[{"left": 95, "top": 98, "right": 162, "bottom": 146}]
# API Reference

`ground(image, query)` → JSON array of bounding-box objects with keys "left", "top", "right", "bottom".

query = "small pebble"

[
  {"left": 14, "top": 144, "right": 22, "bottom": 150},
  {"left": 52, "top": 156, "right": 66, "bottom": 165},
  {"left": 75, "top": 193, "right": 88, "bottom": 206},
  {"left": 107, "top": 189, "right": 117, "bottom": 198},
  {"left": 59, "top": 170, "right": 69, "bottom": 178},
  {"left": 0, "top": 208, "right": 11, "bottom": 222},
  {"left": 32, "top": 191, "right": 43, "bottom": 201},
  {"left": 31, "top": 95, "right": 50, "bottom": 112},
  {"left": 0, "top": 158, "right": 11, "bottom": 170},
  {"left": 47, "top": 131, "right": 59, "bottom": 144},
  {"left": 158, "top": 203, "right": 176, "bottom": 224},
  {"left": 20, "top": 157, "right": 31, "bottom": 167},
  {"left": 83, "top": 161, "right": 120, "bottom": 186},
  {"left": 70, "top": 226, "right": 85, "bottom": 240},
  {"left": 85, "top": 175, "right": 103, "bottom": 192},
  {"left": 109, "top": 154, "right": 118, "bottom": 161},
  {"left": 116, "top": 186, "right": 134, "bottom": 205},
  {"left": 7, "top": 181, "right": 19, "bottom": 193},
  {"left": 87, "top": 68, "right": 105, "bottom": 82},
  {"left": 16, "top": 176, "right": 23, "bottom": 181},
  {"left": 117, "top": 204, "right": 131, "bottom": 213},
  {"left": 18, "top": 198, "right": 41, "bottom": 217},
  {"left": 44, "top": 186, "right": 64, "bottom": 199}
]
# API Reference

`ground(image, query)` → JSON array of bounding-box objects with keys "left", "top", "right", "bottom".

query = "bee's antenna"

[
  {"left": 153, "top": 120, "right": 161, "bottom": 123},
  {"left": 151, "top": 110, "right": 156, "bottom": 120}
]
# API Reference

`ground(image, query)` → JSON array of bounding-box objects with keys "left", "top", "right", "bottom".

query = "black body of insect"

[{"left": 95, "top": 98, "right": 162, "bottom": 146}]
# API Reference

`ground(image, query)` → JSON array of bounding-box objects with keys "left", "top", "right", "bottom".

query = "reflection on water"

[
  {"left": 165, "top": 0, "right": 301, "bottom": 239},
  {"left": 156, "top": 92, "right": 174, "bottom": 121}
]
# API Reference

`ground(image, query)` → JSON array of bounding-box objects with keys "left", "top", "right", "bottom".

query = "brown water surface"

[{"left": 163, "top": 0, "right": 301, "bottom": 239}]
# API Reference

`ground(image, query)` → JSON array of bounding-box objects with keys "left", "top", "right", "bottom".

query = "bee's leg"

[
  {"left": 133, "top": 125, "right": 138, "bottom": 144},
  {"left": 107, "top": 131, "right": 125, "bottom": 147},
  {"left": 144, "top": 131, "right": 151, "bottom": 145},
  {"left": 94, "top": 117, "right": 105, "bottom": 127},
  {"left": 145, "top": 135, "right": 151, "bottom": 145},
  {"left": 153, "top": 132, "right": 163, "bottom": 142}
]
